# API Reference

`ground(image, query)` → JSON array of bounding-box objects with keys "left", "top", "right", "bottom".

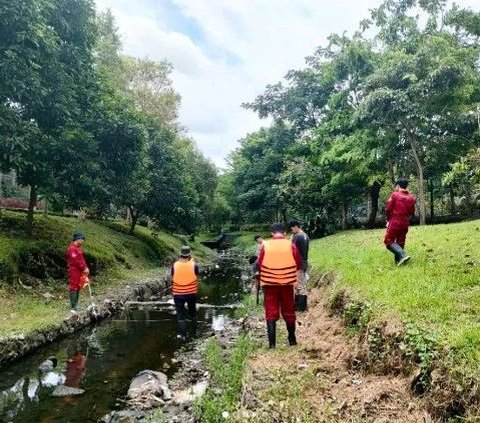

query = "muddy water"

[{"left": 0, "top": 261, "right": 246, "bottom": 422}]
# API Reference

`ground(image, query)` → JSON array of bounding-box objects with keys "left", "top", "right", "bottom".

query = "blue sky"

[{"left": 95, "top": 0, "right": 480, "bottom": 168}]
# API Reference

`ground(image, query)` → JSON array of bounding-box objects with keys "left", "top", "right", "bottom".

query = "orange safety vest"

[
  {"left": 260, "top": 239, "right": 297, "bottom": 286},
  {"left": 172, "top": 260, "right": 198, "bottom": 295}
]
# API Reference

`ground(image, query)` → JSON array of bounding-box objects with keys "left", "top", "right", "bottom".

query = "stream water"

[{"left": 0, "top": 259, "right": 247, "bottom": 423}]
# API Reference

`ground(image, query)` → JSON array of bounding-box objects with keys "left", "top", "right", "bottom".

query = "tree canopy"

[
  {"left": 0, "top": 2, "right": 219, "bottom": 235},
  {"left": 228, "top": 0, "right": 480, "bottom": 232}
]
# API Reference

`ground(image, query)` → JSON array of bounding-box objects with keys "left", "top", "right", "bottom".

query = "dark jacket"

[{"left": 292, "top": 230, "right": 309, "bottom": 271}]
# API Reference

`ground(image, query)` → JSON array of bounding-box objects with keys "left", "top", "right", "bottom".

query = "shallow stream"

[{"left": 0, "top": 259, "right": 247, "bottom": 422}]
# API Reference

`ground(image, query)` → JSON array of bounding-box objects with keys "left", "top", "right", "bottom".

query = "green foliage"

[
  {"left": 194, "top": 335, "right": 255, "bottom": 422},
  {"left": 228, "top": 123, "right": 295, "bottom": 223},
  {"left": 230, "top": 0, "right": 480, "bottom": 230},
  {"left": 404, "top": 322, "right": 438, "bottom": 386},
  {"left": 343, "top": 299, "right": 372, "bottom": 332},
  {"left": 0, "top": 0, "right": 99, "bottom": 233},
  {"left": 0, "top": 2, "right": 219, "bottom": 236}
]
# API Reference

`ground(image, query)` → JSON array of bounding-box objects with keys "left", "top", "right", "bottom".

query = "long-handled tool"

[{"left": 80, "top": 275, "right": 95, "bottom": 306}]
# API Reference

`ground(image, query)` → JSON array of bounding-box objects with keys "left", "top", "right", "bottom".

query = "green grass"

[
  {"left": 194, "top": 334, "right": 256, "bottom": 422},
  {"left": 0, "top": 211, "right": 214, "bottom": 337},
  {"left": 228, "top": 231, "right": 270, "bottom": 256},
  {"left": 311, "top": 219, "right": 480, "bottom": 376}
]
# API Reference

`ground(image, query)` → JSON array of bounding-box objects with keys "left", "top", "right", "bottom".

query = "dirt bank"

[{"left": 238, "top": 286, "right": 433, "bottom": 422}]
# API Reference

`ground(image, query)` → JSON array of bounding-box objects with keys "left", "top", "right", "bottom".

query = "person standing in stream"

[
  {"left": 257, "top": 223, "right": 303, "bottom": 348},
  {"left": 384, "top": 178, "right": 417, "bottom": 265},
  {"left": 171, "top": 246, "right": 199, "bottom": 340},
  {"left": 66, "top": 232, "right": 89, "bottom": 313},
  {"left": 288, "top": 220, "right": 310, "bottom": 312}
]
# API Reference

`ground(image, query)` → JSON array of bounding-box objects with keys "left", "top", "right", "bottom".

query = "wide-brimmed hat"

[
  {"left": 73, "top": 231, "right": 86, "bottom": 241},
  {"left": 180, "top": 246, "right": 191, "bottom": 257}
]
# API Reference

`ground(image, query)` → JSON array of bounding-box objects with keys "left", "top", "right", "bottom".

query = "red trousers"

[
  {"left": 384, "top": 220, "right": 409, "bottom": 248},
  {"left": 263, "top": 285, "right": 296, "bottom": 324}
]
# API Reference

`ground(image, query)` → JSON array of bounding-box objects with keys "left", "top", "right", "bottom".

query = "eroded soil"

[{"left": 238, "top": 288, "right": 433, "bottom": 422}]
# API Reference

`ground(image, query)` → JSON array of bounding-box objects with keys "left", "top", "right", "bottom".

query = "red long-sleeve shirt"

[
  {"left": 385, "top": 189, "right": 416, "bottom": 224},
  {"left": 66, "top": 242, "right": 88, "bottom": 289},
  {"left": 257, "top": 234, "right": 303, "bottom": 270}
]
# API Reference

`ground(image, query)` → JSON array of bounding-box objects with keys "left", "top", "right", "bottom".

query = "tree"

[
  {"left": 233, "top": 0, "right": 480, "bottom": 231},
  {"left": 229, "top": 124, "right": 295, "bottom": 223},
  {"left": 358, "top": 34, "right": 479, "bottom": 224},
  {"left": 0, "top": 0, "right": 98, "bottom": 235}
]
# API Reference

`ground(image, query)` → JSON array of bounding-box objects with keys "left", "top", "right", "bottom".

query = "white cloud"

[{"left": 95, "top": 0, "right": 480, "bottom": 168}]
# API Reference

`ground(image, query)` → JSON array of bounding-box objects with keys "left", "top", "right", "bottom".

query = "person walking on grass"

[
  {"left": 288, "top": 220, "right": 309, "bottom": 312},
  {"left": 257, "top": 223, "right": 303, "bottom": 348},
  {"left": 384, "top": 178, "right": 417, "bottom": 266},
  {"left": 171, "top": 246, "right": 199, "bottom": 340},
  {"left": 66, "top": 232, "right": 89, "bottom": 313}
]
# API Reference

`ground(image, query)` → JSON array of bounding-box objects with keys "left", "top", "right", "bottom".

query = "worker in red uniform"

[
  {"left": 171, "top": 246, "right": 199, "bottom": 340},
  {"left": 257, "top": 223, "right": 303, "bottom": 348},
  {"left": 384, "top": 178, "right": 416, "bottom": 265},
  {"left": 66, "top": 232, "right": 89, "bottom": 312}
]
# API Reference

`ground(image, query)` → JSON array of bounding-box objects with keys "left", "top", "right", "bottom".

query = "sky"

[{"left": 94, "top": 0, "right": 479, "bottom": 168}]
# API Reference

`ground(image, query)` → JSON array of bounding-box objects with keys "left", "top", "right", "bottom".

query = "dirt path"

[{"left": 238, "top": 288, "right": 433, "bottom": 422}]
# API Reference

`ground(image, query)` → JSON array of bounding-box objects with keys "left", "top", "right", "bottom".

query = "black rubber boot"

[
  {"left": 286, "top": 322, "right": 297, "bottom": 346},
  {"left": 177, "top": 320, "right": 187, "bottom": 340},
  {"left": 69, "top": 291, "right": 79, "bottom": 310},
  {"left": 386, "top": 243, "right": 400, "bottom": 262},
  {"left": 297, "top": 295, "right": 307, "bottom": 312},
  {"left": 387, "top": 242, "right": 410, "bottom": 266},
  {"left": 266, "top": 320, "right": 276, "bottom": 349},
  {"left": 294, "top": 294, "right": 300, "bottom": 311}
]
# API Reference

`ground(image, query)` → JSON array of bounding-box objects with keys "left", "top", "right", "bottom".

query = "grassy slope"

[
  {"left": 227, "top": 231, "right": 270, "bottom": 256},
  {"left": 311, "top": 219, "right": 480, "bottom": 374},
  {"left": 0, "top": 211, "right": 215, "bottom": 337}
]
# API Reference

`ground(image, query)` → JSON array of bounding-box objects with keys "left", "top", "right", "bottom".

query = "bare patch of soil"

[{"left": 238, "top": 287, "right": 433, "bottom": 422}]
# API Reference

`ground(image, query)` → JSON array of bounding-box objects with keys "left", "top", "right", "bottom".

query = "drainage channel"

[{"left": 0, "top": 260, "right": 248, "bottom": 422}]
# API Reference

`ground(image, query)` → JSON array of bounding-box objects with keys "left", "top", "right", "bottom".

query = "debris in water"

[
  {"left": 212, "top": 315, "right": 225, "bottom": 333},
  {"left": 38, "top": 356, "right": 57, "bottom": 373},
  {"left": 51, "top": 385, "right": 85, "bottom": 397},
  {"left": 127, "top": 370, "right": 172, "bottom": 408}
]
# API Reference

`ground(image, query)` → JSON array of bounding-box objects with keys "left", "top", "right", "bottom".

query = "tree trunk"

[
  {"left": 429, "top": 179, "right": 434, "bottom": 223},
  {"left": 388, "top": 161, "right": 395, "bottom": 184},
  {"left": 341, "top": 201, "right": 348, "bottom": 230},
  {"left": 0, "top": 172, "right": 2, "bottom": 216},
  {"left": 129, "top": 207, "right": 139, "bottom": 234},
  {"left": 449, "top": 186, "right": 455, "bottom": 215},
  {"left": 125, "top": 207, "right": 131, "bottom": 226},
  {"left": 43, "top": 197, "right": 48, "bottom": 217},
  {"left": 26, "top": 184, "right": 37, "bottom": 237},
  {"left": 409, "top": 138, "right": 426, "bottom": 225},
  {"left": 367, "top": 181, "right": 381, "bottom": 228}
]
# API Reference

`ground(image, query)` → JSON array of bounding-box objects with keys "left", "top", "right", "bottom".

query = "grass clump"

[{"left": 194, "top": 334, "right": 256, "bottom": 422}]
